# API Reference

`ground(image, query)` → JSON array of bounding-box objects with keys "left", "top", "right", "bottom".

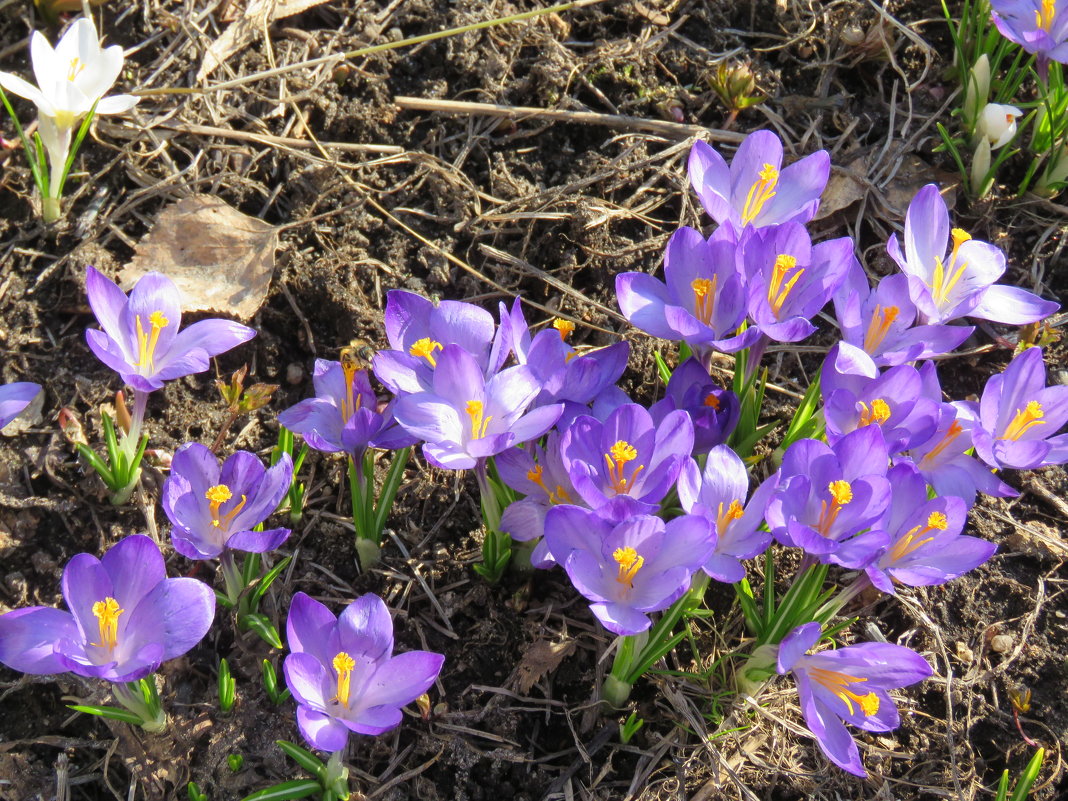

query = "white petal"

[
  {"left": 30, "top": 31, "right": 58, "bottom": 93},
  {"left": 94, "top": 94, "right": 138, "bottom": 115}
]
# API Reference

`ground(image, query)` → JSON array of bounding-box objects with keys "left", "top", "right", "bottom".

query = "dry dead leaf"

[
  {"left": 815, "top": 150, "right": 960, "bottom": 222},
  {"left": 119, "top": 195, "right": 278, "bottom": 321},
  {"left": 510, "top": 638, "right": 576, "bottom": 694},
  {"left": 197, "top": 0, "right": 332, "bottom": 82}
]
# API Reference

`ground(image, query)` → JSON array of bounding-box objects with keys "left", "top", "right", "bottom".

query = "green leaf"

[
  {"left": 249, "top": 556, "right": 292, "bottom": 608},
  {"left": 1009, "top": 748, "right": 1045, "bottom": 801},
  {"left": 275, "top": 740, "right": 327, "bottom": 780},
  {"left": 653, "top": 351, "right": 673, "bottom": 385},
  {"left": 373, "top": 446, "right": 412, "bottom": 534},
  {"left": 241, "top": 614, "right": 284, "bottom": 649},
  {"left": 218, "top": 658, "right": 236, "bottom": 713},
  {"left": 68, "top": 704, "right": 145, "bottom": 724},
  {"left": 239, "top": 780, "right": 321, "bottom": 801}
]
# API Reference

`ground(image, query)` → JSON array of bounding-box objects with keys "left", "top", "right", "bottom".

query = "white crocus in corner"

[
  {"left": 977, "top": 102, "right": 1023, "bottom": 149},
  {"left": 0, "top": 16, "right": 138, "bottom": 223}
]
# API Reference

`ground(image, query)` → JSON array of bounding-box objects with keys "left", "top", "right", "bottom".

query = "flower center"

[
  {"left": 887, "top": 510, "right": 948, "bottom": 564},
  {"left": 332, "top": 651, "right": 355, "bottom": 707},
  {"left": 1000, "top": 400, "right": 1045, "bottom": 441},
  {"left": 817, "top": 480, "right": 853, "bottom": 536},
  {"left": 91, "top": 596, "right": 124, "bottom": 651},
  {"left": 553, "top": 318, "right": 576, "bottom": 341},
  {"left": 134, "top": 311, "right": 170, "bottom": 373},
  {"left": 703, "top": 392, "right": 721, "bottom": 409},
  {"left": 205, "top": 483, "right": 247, "bottom": 529},
  {"left": 768, "top": 254, "right": 805, "bottom": 318},
  {"left": 67, "top": 57, "right": 86, "bottom": 82},
  {"left": 740, "top": 163, "right": 779, "bottom": 225},
  {"left": 858, "top": 398, "right": 891, "bottom": 427},
  {"left": 339, "top": 349, "right": 365, "bottom": 421},
  {"left": 931, "top": 228, "right": 972, "bottom": 306},
  {"left": 808, "top": 666, "right": 880, "bottom": 716},
  {"left": 716, "top": 499, "right": 745, "bottom": 536},
  {"left": 691, "top": 276, "right": 718, "bottom": 326},
  {"left": 526, "top": 464, "right": 571, "bottom": 504},
  {"left": 862, "top": 304, "right": 900, "bottom": 354},
  {"left": 613, "top": 546, "right": 645, "bottom": 588},
  {"left": 1036, "top": 0, "right": 1056, "bottom": 31},
  {"left": 465, "top": 400, "right": 492, "bottom": 439},
  {"left": 604, "top": 440, "right": 644, "bottom": 495},
  {"left": 919, "top": 420, "right": 965, "bottom": 467},
  {"left": 409, "top": 337, "right": 443, "bottom": 367}
]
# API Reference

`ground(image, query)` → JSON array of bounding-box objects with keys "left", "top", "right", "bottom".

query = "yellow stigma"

[
  {"left": 1036, "top": 0, "right": 1056, "bottom": 31},
  {"left": 332, "top": 652, "right": 355, "bottom": 707},
  {"left": 809, "top": 667, "right": 880, "bottom": 716},
  {"left": 768, "top": 254, "right": 805, "bottom": 317},
  {"left": 465, "top": 400, "right": 492, "bottom": 439},
  {"left": 613, "top": 546, "right": 645, "bottom": 587},
  {"left": 1001, "top": 400, "right": 1046, "bottom": 441},
  {"left": 553, "top": 319, "right": 576, "bottom": 341},
  {"left": 931, "top": 228, "right": 972, "bottom": 307},
  {"left": 920, "top": 420, "right": 965, "bottom": 467},
  {"left": 887, "top": 510, "right": 950, "bottom": 563},
  {"left": 862, "top": 304, "right": 900, "bottom": 354},
  {"left": 134, "top": 310, "right": 170, "bottom": 373},
  {"left": 741, "top": 163, "right": 779, "bottom": 225},
  {"left": 605, "top": 440, "right": 644, "bottom": 494},
  {"left": 703, "top": 392, "right": 721, "bottom": 409},
  {"left": 409, "top": 337, "right": 443, "bottom": 367},
  {"left": 691, "top": 275, "right": 718, "bottom": 326},
  {"left": 67, "top": 57, "right": 86, "bottom": 82},
  {"left": 205, "top": 483, "right": 247, "bottom": 529},
  {"left": 91, "top": 596, "right": 124, "bottom": 651},
  {"left": 339, "top": 351, "right": 364, "bottom": 421},
  {"left": 858, "top": 398, "right": 892, "bottom": 427},
  {"left": 817, "top": 480, "right": 853, "bottom": 535},
  {"left": 716, "top": 499, "right": 745, "bottom": 535}
]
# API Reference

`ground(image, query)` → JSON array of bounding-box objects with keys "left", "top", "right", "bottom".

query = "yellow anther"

[
  {"left": 828, "top": 480, "right": 853, "bottom": 505},
  {"left": 809, "top": 667, "right": 881, "bottom": 716},
  {"left": 768, "top": 254, "right": 805, "bottom": 317},
  {"left": 409, "top": 337, "right": 443, "bottom": 367},
  {"left": 91, "top": 596, "right": 124, "bottom": 651},
  {"left": 1001, "top": 400, "right": 1046, "bottom": 441},
  {"left": 604, "top": 440, "right": 643, "bottom": 495},
  {"left": 862, "top": 304, "right": 900, "bottom": 354},
  {"left": 858, "top": 398, "right": 892, "bottom": 427},
  {"left": 332, "top": 652, "right": 356, "bottom": 707},
  {"left": 1036, "top": 0, "right": 1056, "bottom": 31},
  {"left": 67, "top": 57, "right": 85, "bottom": 81},
  {"left": 741, "top": 163, "right": 779, "bottom": 225},
  {"left": 339, "top": 350, "right": 364, "bottom": 420},
  {"left": 928, "top": 511, "right": 948, "bottom": 530},
  {"left": 134, "top": 310, "right": 170, "bottom": 373},
  {"left": 932, "top": 228, "right": 973, "bottom": 306},
  {"left": 613, "top": 546, "right": 645, "bottom": 587},
  {"left": 553, "top": 319, "right": 576, "bottom": 341},
  {"left": 205, "top": 483, "right": 247, "bottom": 529},
  {"left": 691, "top": 276, "right": 718, "bottom": 326},
  {"left": 716, "top": 499, "right": 745, "bottom": 535},
  {"left": 817, "top": 480, "right": 853, "bottom": 536},
  {"left": 465, "top": 400, "right": 492, "bottom": 439}
]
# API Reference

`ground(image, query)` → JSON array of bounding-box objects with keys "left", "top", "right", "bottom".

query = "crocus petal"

[
  {"left": 286, "top": 592, "right": 338, "bottom": 666},
  {"left": 968, "top": 284, "right": 1060, "bottom": 325},
  {"left": 0, "top": 382, "right": 41, "bottom": 428},
  {"left": 165, "top": 318, "right": 256, "bottom": 362},
  {"left": 688, "top": 140, "right": 732, "bottom": 225},
  {"left": 0, "top": 607, "right": 77, "bottom": 675},
  {"left": 359, "top": 651, "right": 444, "bottom": 709},
  {"left": 226, "top": 527, "right": 290, "bottom": 552},
  {"left": 101, "top": 534, "right": 166, "bottom": 611},
  {"left": 777, "top": 622, "right": 822, "bottom": 673},
  {"left": 616, "top": 272, "right": 681, "bottom": 341},
  {"left": 901, "top": 185, "right": 948, "bottom": 284},
  {"left": 123, "top": 576, "right": 215, "bottom": 661},
  {"left": 94, "top": 94, "right": 139, "bottom": 115},
  {"left": 296, "top": 706, "right": 350, "bottom": 753},
  {"left": 338, "top": 594, "right": 394, "bottom": 665},
  {"left": 85, "top": 266, "right": 130, "bottom": 345},
  {"left": 589, "top": 601, "right": 653, "bottom": 636},
  {"left": 0, "top": 70, "right": 49, "bottom": 108},
  {"left": 284, "top": 651, "right": 332, "bottom": 708}
]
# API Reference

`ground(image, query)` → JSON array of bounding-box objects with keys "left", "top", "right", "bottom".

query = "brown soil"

[{"left": 1, "top": 1, "right": 1066, "bottom": 800}]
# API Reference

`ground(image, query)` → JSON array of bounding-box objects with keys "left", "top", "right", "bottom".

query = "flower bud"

[
  {"left": 977, "top": 103, "right": 1022, "bottom": 149},
  {"left": 971, "top": 137, "right": 992, "bottom": 198},
  {"left": 963, "top": 55, "right": 990, "bottom": 134}
]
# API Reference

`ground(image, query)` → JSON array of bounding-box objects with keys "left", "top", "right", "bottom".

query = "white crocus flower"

[
  {"left": 977, "top": 102, "right": 1023, "bottom": 149},
  {"left": 0, "top": 17, "right": 137, "bottom": 221}
]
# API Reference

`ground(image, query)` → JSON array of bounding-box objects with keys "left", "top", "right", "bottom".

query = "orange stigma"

[
  {"left": 691, "top": 275, "right": 718, "bottom": 326},
  {"left": 1000, "top": 401, "right": 1045, "bottom": 441},
  {"left": 206, "top": 484, "right": 247, "bottom": 529},
  {"left": 931, "top": 228, "right": 973, "bottom": 306},
  {"left": 817, "top": 480, "right": 853, "bottom": 535},
  {"left": 809, "top": 667, "right": 880, "bottom": 716},
  {"left": 553, "top": 319, "right": 576, "bottom": 341},
  {"left": 858, "top": 398, "right": 891, "bottom": 427},
  {"left": 604, "top": 440, "right": 644, "bottom": 495},
  {"left": 920, "top": 420, "right": 965, "bottom": 467},
  {"left": 1036, "top": 0, "right": 1056, "bottom": 31},
  {"left": 716, "top": 499, "right": 745, "bottom": 536},
  {"left": 465, "top": 400, "right": 492, "bottom": 439},
  {"left": 887, "top": 510, "right": 948, "bottom": 563},
  {"left": 862, "top": 304, "right": 900, "bottom": 354}
]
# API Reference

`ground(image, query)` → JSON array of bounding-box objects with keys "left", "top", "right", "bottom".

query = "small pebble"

[
  {"left": 955, "top": 641, "right": 974, "bottom": 664},
  {"left": 286, "top": 363, "right": 304, "bottom": 385},
  {"left": 990, "top": 634, "right": 1013, "bottom": 653}
]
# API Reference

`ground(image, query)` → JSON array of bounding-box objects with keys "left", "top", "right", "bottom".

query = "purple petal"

[
  {"left": 296, "top": 706, "right": 350, "bottom": 753},
  {"left": 286, "top": 592, "right": 338, "bottom": 667},
  {"left": 85, "top": 266, "right": 132, "bottom": 352},
  {"left": 970, "top": 284, "right": 1060, "bottom": 325},
  {"left": 338, "top": 594, "right": 394, "bottom": 664},
  {"left": 589, "top": 602, "right": 653, "bottom": 636},
  {"left": 123, "top": 576, "right": 215, "bottom": 661},
  {"left": 0, "top": 382, "right": 41, "bottom": 429},
  {"left": 359, "top": 651, "right": 444, "bottom": 709},
  {"left": 0, "top": 607, "right": 77, "bottom": 674},
  {"left": 226, "top": 527, "right": 290, "bottom": 552},
  {"left": 688, "top": 140, "right": 732, "bottom": 225},
  {"left": 777, "top": 622, "right": 822, "bottom": 673}
]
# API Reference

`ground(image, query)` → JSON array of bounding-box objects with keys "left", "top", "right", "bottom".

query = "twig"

[
  {"left": 152, "top": 122, "right": 403, "bottom": 154},
  {"left": 393, "top": 96, "right": 745, "bottom": 142}
]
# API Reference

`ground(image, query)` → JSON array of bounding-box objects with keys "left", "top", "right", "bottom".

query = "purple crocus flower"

[
  {"left": 543, "top": 506, "right": 713, "bottom": 635},
  {"left": 676, "top": 446, "right": 776, "bottom": 583},
  {"left": 777, "top": 622, "right": 933, "bottom": 777},
  {"left": 765, "top": 426, "right": 891, "bottom": 566},
  {"left": 372, "top": 290, "right": 511, "bottom": 396},
  {"left": 649, "top": 357, "right": 739, "bottom": 456},
  {"left": 162, "top": 443, "right": 293, "bottom": 560},
  {"left": 742, "top": 222, "right": 857, "bottom": 344},
  {"left": 616, "top": 227, "right": 759, "bottom": 365},
  {"left": 84, "top": 266, "right": 256, "bottom": 393},
  {"left": 0, "top": 382, "right": 41, "bottom": 428},
  {"left": 561, "top": 403, "right": 694, "bottom": 511},
  {"left": 278, "top": 358, "right": 417, "bottom": 462},
  {"left": 970, "top": 347, "right": 1068, "bottom": 470},
  {"left": 865, "top": 463, "right": 996, "bottom": 593},
  {"left": 832, "top": 273, "right": 973, "bottom": 376},
  {"left": 0, "top": 535, "right": 214, "bottom": 682},
  {"left": 392, "top": 344, "right": 562, "bottom": 470},
  {"left": 822, "top": 348, "right": 940, "bottom": 454},
  {"left": 899, "top": 362, "right": 1017, "bottom": 505},
  {"left": 992, "top": 1, "right": 1068, "bottom": 77},
  {"left": 887, "top": 185, "right": 1059, "bottom": 325},
  {"left": 687, "top": 131, "right": 830, "bottom": 239},
  {"left": 283, "top": 592, "right": 443, "bottom": 752}
]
